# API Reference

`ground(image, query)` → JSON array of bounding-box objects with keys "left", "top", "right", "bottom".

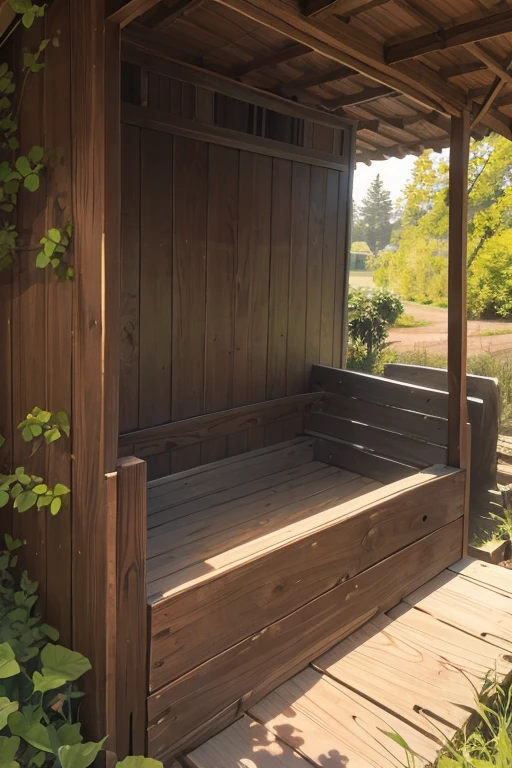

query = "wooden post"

[
  {"left": 116, "top": 457, "right": 148, "bottom": 758},
  {"left": 447, "top": 110, "right": 470, "bottom": 469}
]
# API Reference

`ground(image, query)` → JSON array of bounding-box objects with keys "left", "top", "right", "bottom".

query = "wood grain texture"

[
  {"left": 314, "top": 437, "right": 416, "bottom": 483},
  {"left": 147, "top": 519, "right": 463, "bottom": 758},
  {"left": 116, "top": 457, "right": 148, "bottom": 758},
  {"left": 148, "top": 466, "right": 463, "bottom": 692},
  {"left": 287, "top": 162, "right": 310, "bottom": 396}
]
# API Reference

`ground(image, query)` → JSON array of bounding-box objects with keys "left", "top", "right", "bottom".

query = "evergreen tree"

[{"left": 358, "top": 174, "right": 393, "bottom": 254}]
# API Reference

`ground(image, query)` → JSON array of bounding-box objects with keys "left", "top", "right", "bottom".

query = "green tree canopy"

[
  {"left": 374, "top": 136, "right": 512, "bottom": 318},
  {"left": 354, "top": 174, "right": 393, "bottom": 255}
]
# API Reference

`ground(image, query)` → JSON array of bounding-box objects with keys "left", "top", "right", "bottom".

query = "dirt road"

[{"left": 349, "top": 271, "right": 512, "bottom": 355}]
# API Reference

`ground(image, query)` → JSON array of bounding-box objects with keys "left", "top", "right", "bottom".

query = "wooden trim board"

[
  {"left": 119, "top": 393, "right": 323, "bottom": 457},
  {"left": 313, "top": 437, "right": 416, "bottom": 483},
  {"left": 121, "top": 103, "right": 349, "bottom": 171}
]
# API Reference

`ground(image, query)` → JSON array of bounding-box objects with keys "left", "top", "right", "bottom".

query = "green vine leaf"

[
  {"left": 58, "top": 738, "right": 107, "bottom": 768},
  {"left": 0, "top": 643, "right": 19, "bottom": 678},
  {"left": 0, "top": 736, "right": 20, "bottom": 768},
  {"left": 40, "top": 645, "right": 91, "bottom": 682},
  {"left": 0, "top": 699, "right": 18, "bottom": 731}
]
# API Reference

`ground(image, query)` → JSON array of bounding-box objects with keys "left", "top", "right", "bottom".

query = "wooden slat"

[
  {"left": 120, "top": 393, "right": 323, "bottom": 457},
  {"left": 403, "top": 569, "right": 512, "bottom": 652},
  {"left": 187, "top": 716, "right": 310, "bottom": 768},
  {"left": 322, "top": 391, "right": 448, "bottom": 444},
  {"left": 314, "top": 606, "right": 503, "bottom": 739},
  {"left": 307, "top": 411, "right": 447, "bottom": 467},
  {"left": 280, "top": 65, "right": 356, "bottom": 95},
  {"left": 232, "top": 43, "right": 312, "bottom": 77},
  {"left": 107, "top": 0, "right": 166, "bottom": 26},
  {"left": 448, "top": 557, "right": 512, "bottom": 596},
  {"left": 116, "top": 457, "right": 147, "bottom": 757},
  {"left": 250, "top": 667, "right": 439, "bottom": 767},
  {"left": 385, "top": 9, "right": 512, "bottom": 64},
  {"left": 147, "top": 518, "right": 463, "bottom": 758},
  {"left": 287, "top": 163, "right": 310, "bottom": 395},
  {"left": 305, "top": 166, "right": 326, "bottom": 371},
  {"left": 119, "top": 123, "right": 141, "bottom": 433},
  {"left": 329, "top": 86, "right": 396, "bottom": 109},
  {"left": 448, "top": 112, "right": 470, "bottom": 469},
  {"left": 311, "top": 364, "right": 452, "bottom": 417},
  {"left": 201, "top": 144, "right": 237, "bottom": 463},
  {"left": 319, "top": 170, "right": 338, "bottom": 366},
  {"left": 147, "top": 0, "right": 205, "bottom": 29},
  {"left": 148, "top": 467, "right": 463, "bottom": 691},
  {"left": 122, "top": 103, "right": 349, "bottom": 172},
  {"left": 314, "top": 437, "right": 415, "bottom": 483},
  {"left": 171, "top": 136, "right": 208, "bottom": 472},
  {"left": 230, "top": 151, "right": 272, "bottom": 453}
]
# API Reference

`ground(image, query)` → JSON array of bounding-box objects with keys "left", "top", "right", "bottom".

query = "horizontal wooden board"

[
  {"left": 307, "top": 411, "right": 447, "bottom": 467},
  {"left": 249, "top": 666, "right": 440, "bottom": 768},
  {"left": 310, "top": 364, "right": 465, "bottom": 419},
  {"left": 448, "top": 557, "right": 512, "bottom": 596},
  {"left": 148, "top": 468, "right": 464, "bottom": 690},
  {"left": 322, "top": 391, "right": 448, "bottom": 445},
  {"left": 122, "top": 102, "right": 349, "bottom": 171},
  {"left": 383, "top": 364, "right": 499, "bottom": 402},
  {"left": 119, "top": 393, "right": 323, "bottom": 457},
  {"left": 314, "top": 436, "right": 416, "bottom": 483},
  {"left": 147, "top": 518, "right": 463, "bottom": 758}
]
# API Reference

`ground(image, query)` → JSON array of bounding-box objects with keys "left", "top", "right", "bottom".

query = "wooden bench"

[{"left": 115, "top": 369, "right": 467, "bottom": 761}]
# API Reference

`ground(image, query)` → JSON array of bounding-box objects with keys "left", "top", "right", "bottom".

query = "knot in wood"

[{"left": 361, "top": 524, "right": 382, "bottom": 551}]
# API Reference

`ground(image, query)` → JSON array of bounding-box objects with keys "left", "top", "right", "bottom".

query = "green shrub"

[
  {"left": 347, "top": 288, "right": 403, "bottom": 372},
  {"left": 0, "top": 536, "right": 161, "bottom": 768}
]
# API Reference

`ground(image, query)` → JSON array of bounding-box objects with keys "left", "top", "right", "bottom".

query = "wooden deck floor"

[
  {"left": 146, "top": 438, "right": 382, "bottom": 601},
  {"left": 182, "top": 558, "right": 512, "bottom": 768}
]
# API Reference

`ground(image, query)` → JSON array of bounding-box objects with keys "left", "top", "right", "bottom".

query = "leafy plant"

[
  {"left": 347, "top": 287, "right": 403, "bottom": 372},
  {"left": 0, "top": 538, "right": 163, "bottom": 768}
]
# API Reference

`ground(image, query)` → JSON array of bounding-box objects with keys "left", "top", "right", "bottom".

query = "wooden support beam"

[
  {"left": 386, "top": 9, "right": 512, "bottom": 64},
  {"left": 303, "top": 0, "right": 389, "bottom": 19},
  {"left": 471, "top": 76, "right": 506, "bottom": 128},
  {"left": 107, "top": 0, "right": 166, "bottom": 26},
  {"left": 440, "top": 61, "right": 487, "bottom": 79},
  {"left": 232, "top": 43, "right": 311, "bottom": 77},
  {"left": 146, "top": 0, "right": 204, "bottom": 29},
  {"left": 447, "top": 110, "right": 470, "bottom": 469},
  {"left": 278, "top": 64, "right": 357, "bottom": 94},
  {"left": 210, "top": 0, "right": 467, "bottom": 116},
  {"left": 466, "top": 43, "right": 512, "bottom": 85},
  {"left": 329, "top": 85, "right": 396, "bottom": 108}
]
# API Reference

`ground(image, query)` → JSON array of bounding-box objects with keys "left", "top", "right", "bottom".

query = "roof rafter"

[
  {"left": 440, "top": 61, "right": 487, "bottom": 79},
  {"left": 106, "top": 0, "right": 165, "bottom": 27},
  {"left": 472, "top": 76, "right": 507, "bottom": 128},
  {"left": 466, "top": 43, "right": 512, "bottom": 86},
  {"left": 231, "top": 43, "right": 312, "bottom": 77},
  {"left": 385, "top": 8, "right": 512, "bottom": 64},
  {"left": 303, "top": 0, "right": 389, "bottom": 20},
  {"left": 391, "top": 0, "right": 439, "bottom": 31},
  {"left": 277, "top": 64, "right": 357, "bottom": 95},
  {"left": 328, "top": 85, "right": 396, "bottom": 108},
  {"left": 144, "top": 0, "right": 204, "bottom": 30},
  {"left": 210, "top": 0, "right": 467, "bottom": 115}
]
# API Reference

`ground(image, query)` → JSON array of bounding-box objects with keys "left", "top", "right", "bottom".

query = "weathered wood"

[
  {"left": 121, "top": 37, "right": 356, "bottom": 135},
  {"left": 323, "top": 391, "right": 448, "bottom": 444},
  {"left": 116, "top": 457, "right": 148, "bottom": 758},
  {"left": 314, "top": 437, "right": 415, "bottom": 483},
  {"left": 120, "top": 393, "right": 323, "bottom": 458},
  {"left": 148, "top": 467, "right": 463, "bottom": 691},
  {"left": 121, "top": 103, "right": 349, "bottom": 172},
  {"left": 385, "top": 9, "right": 512, "bottom": 63},
  {"left": 311, "top": 364, "right": 450, "bottom": 417},
  {"left": 448, "top": 112, "right": 470, "bottom": 469},
  {"left": 307, "top": 411, "right": 447, "bottom": 468},
  {"left": 304, "top": 0, "right": 389, "bottom": 18},
  {"left": 147, "top": 519, "right": 463, "bottom": 758}
]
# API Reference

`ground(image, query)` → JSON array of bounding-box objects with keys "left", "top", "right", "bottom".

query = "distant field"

[{"left": 349, "top": 270, "right": 375, "bottom": 289}]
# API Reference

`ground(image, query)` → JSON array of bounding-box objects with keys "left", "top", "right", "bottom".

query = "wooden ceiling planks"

[{"left": 115, "top": 0, "right": 512, "bottom": 161}]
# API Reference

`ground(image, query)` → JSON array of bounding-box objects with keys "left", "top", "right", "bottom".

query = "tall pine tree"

[{"left": 357, "top": 174, "right": 393, "bottom": 254}]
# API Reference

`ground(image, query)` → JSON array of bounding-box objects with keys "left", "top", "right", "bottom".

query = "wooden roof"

[{"left": 116, "top": 0, "right": 512, "bottom": 162}]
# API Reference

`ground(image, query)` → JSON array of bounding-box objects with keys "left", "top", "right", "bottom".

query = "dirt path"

[
  {"left": 349, "top": 271, "right": 512, "bottom": 356},
  {"left": 389, "top": 301, "right": 512, "bottom": 355}
]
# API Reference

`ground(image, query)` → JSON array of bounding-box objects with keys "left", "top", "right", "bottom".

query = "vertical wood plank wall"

[{"left": 119, "top": 74, "right": 352, "bottom": 479}]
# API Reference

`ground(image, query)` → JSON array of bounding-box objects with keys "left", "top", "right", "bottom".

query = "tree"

[{"left": 357, "top": 174, "right": 393, "bottom": 254}]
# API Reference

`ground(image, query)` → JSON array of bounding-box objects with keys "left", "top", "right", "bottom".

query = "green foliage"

[
  {"left": 374, "top": 137, "right": 512, "bottom": 318},
  {"left": 8, "top": 1, "right": 46, "bottom": 30},
  {"left": 353, "top": 174, "right": 393, "bottom": 255},
  {"left": 347, "top": 287, "right": 403, "bottom": 372},
  {"left": 392, "top": 681, "right": 512, "bottom": 767}
]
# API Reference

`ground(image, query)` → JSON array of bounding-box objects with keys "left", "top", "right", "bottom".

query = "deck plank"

[
  {"left": 183, "top": 560, "right": 512, "bottom": 768},
  {"left": 249, "top": 667, "right": 440, "bottom": 768}
]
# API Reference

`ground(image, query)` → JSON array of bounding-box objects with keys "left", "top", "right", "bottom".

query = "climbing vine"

[{"left": 0, "top": 4, "right": 157, "bottom": 766}]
